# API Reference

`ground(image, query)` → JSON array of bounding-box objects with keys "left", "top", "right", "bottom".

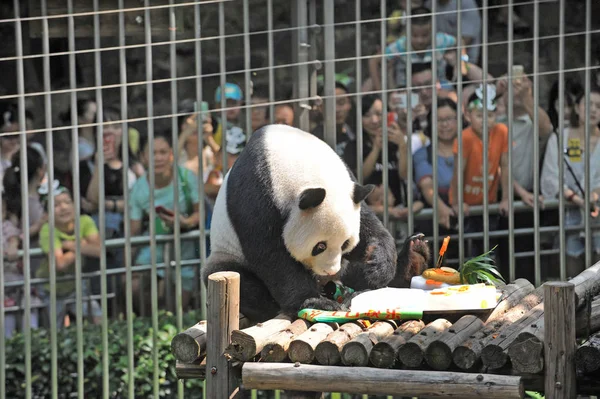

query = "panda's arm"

[
  {"left": 255, "top": 252, "right": 345, "bottom": 316},
  {"left": 340, "top": 203, "right": 398, "bottom": 291}
]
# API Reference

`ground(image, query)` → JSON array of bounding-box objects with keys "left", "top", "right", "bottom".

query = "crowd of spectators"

[{"left": 2, "top": 0, "right": 600, "bottom": 337}]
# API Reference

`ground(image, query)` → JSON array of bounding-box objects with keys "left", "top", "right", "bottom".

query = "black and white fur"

[{"left": 202, "top": 125, "right": 398, "bottom": 322}]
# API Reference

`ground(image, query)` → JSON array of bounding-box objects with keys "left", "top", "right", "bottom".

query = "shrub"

[{"left": 4, "top": 310, "right": 205, "bottom": 398}]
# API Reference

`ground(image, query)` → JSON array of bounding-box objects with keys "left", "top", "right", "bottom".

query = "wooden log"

[
  {"left": 224, "top": 314, "right": 293, "bottom": 362},
  {"left": 576, "top": 295, "right": 600, "bottom": 337},
  {"left": 544, "top": 282, "right": 576, "bottom": 399},
  {"left": 483, "top": 278, "right": 536, "bottom": 322},
  {"left": 568, "top": 260, "right": 600, "bottom": 308},
  {"left": 340, "top": 321, "right": 396, "bottom": 367},
  {"left": 480, "top": 302, "right": 544, "bottom": 370},
  {"left": 260, "top": 319, "right": 312, "bottom": 363},
  {"left": 453, "top": 285, "right": 544, "bottom": 371},
  {"left": 314, "top": 322, "right": 364, "bottom": 366},
  {"left": 576, "top": 332, "right": 600, "bottom": 374},
  {"left": 370, "top": 320, "right": 426, "bottom": 369},
  {"left": 288, "top": 323, "right": 334, "bottom": 364},
  {"left": 171, "top": 321, "right": 207, "bottom": 363},
  {"left": 205, "top": 271, "right": 240, "bottom": 399},
  {"left": 425, "top": 315, "right": 484, "bottom": 371},
  {"left": 398, "top": 318, "right": 451, "bottom": 368},
  {"left": 176, "top": 358, "right": 206, "bottom": 380},
  {"left": 241, "top": 363, "right": 525, "bottom": 398},
  {"left": 507, "top": 294, "right": 600, "bottom": 374}
]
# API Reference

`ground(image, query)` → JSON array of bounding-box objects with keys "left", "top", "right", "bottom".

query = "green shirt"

[{"left": 37, "top": 215, "right": 99, "bottom": 297}]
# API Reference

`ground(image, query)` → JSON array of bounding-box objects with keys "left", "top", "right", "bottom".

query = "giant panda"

[{"left": 202, "top": 124, "right": 401, "bottom": 322}]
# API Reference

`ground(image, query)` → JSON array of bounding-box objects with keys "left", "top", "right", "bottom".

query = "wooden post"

[
  {"left": 206, "top": 272, "right": 240, "bottom": 399},
  {"left": 544, "top": 281, "right": 576, "bottom": 399}
]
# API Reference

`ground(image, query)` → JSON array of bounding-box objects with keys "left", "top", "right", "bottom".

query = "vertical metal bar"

[
  {"left": 66, "top": 0, "right": 84, "bottom": 396},
  {"left": 506, "top": 0, "right": 515, "bottom": 283},
  {"left": 168, "top": 2, "right": 183, "bottom": 397},
  {"left": 405, "top": 0, "right": 414, "bottom": 238},
  {"left": 584, "top": 0, "right": 592, "bottom": 269},
  {"left": 91, "top": 0, "right": 109, "bottom": 396},
  {"left": 430, "top": 0, "right": 439, "bottom": 255},
  {"left": 267, "top": 0, "right": 275, "bottom": 124},
  {"left": 117, "top": 1, "right": 135, "bottom": 396},
  {"left": 558, "top": 0, "right": 566, "bottom": 280},
  {"left": 323, "top": 0, "right": 336, "bottom": 151},
  {"left": 308, "top": 0, "right": 317, "bottom": 102},
  {"left": 481, "top": 0, "right": 489, "bottom": 254},
  {"left": 194, "top": 0, "right": 207, "bottom": 322},
  {"left": 13, "top": 4, "right": 32, "bottom": 399},
  {"left": 218, "top": 1, "right": 228, "bottom": 175},
  {"left": 243, "top": 0, "right": 252, "bottom": 138},
  {"left": 456, "top": 0, "right": 464, "bottom": 265},
  {"left": 143, "top": 1, "right": 160, "bottom": 396},
  {"left": 532, "top": 0, "right": 541, "bottom": 286},
  {"left": 294, "top": 0, "right": 310, "bottom": 131},
  {"left": 379, "top": 0, "right": 389, "bottom": 227},
  {"left": 355, "top": 0, "right": 363, "bottom": 184},
  {"left": 40, "top": 1, "right": 57, "bottom": 396}
]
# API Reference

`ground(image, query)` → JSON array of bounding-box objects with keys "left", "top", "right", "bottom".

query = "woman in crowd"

[
  {"left": 414, "top": 97, "right": 459, "bottom": 235},
  {"left": 129, "top": 131, "right": 201, "bottom": 314},
  {"left": 541, "top": 86, "right": 600, "bottom": 278}
]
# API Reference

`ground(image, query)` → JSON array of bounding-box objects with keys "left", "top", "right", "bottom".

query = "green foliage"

[
  {"left": 459, "top": 245, "right": 505, "bottom": 286},
  {"left": 4, "top": 310, "right": 205, "bottom": 398}
]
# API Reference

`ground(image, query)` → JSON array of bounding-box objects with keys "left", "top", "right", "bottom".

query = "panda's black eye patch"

[
  {"left": 342, "top": 239, "right": 350, "bottom": 251},
  {"left": 312, "top": 241, "right": 327, "bottom": 256}
]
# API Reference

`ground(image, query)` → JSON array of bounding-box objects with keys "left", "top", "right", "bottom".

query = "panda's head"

[{"left": 283, "top": 183, "right": 374, "bottom": 277}]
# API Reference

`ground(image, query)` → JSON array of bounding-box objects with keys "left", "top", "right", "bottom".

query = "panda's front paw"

[{"left": 301, "top": 297, "right": 345, "bottom": 312}]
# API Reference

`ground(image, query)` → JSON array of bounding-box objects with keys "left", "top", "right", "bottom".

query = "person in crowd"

[
  {"left": 311, "top": 81, "right": 356, "bottom": 158},
  {"left": 343, "top": 94, "right": 416, "bottom": 211},
  {"left": 414, "top": 97, "right": 459, "bottom": 231},
  {"left": 546, "top": 77, "right": 584, "bottom": 132},
  {"left": 449, "top": 84, "right": 509, "bottom": 256},
  {"left": 0, "top": 109, "right": 21, "bottom": 182},
  {"left": 494, "top": 71, "right": 555, "bottom": 279},
  {"left": 2, "top": 186, "right": 42, "bottom": 338},
  {"left": 3, "top": 144, "right": 49, "bottom": 278},
  {"left": 37, "top": 185, "right": 102, "bottom": 327},
  {"left": 272, "top": 103, "right": 295, "bottom": 126},
  {"left": 212, "top": 82, "right": 245, "bottom": 152},
  {"left": 250, "top": 86, "right": 269, "bottom": 133},
  {"left": 541, "top": 86, "right": 600, "bottom": 278},
  {"left": 370, "top": 7, "right": 458, "bottom": 91},
  {"left": 424, "top": 0, "right": 482, "bottom": 64},
  {"left": 59, "top": 99, "right": 97, "bottom": 163},
  {"left": 129, "top": 131, "right": 201, "bottom": 313}
]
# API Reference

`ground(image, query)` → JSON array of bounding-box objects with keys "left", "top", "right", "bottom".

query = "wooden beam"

[
  {"left": 575, "top": 332, "right": 600, "bottom": 374},
  {"left": 544, "top": 282, "right": 576, "bottom": 399},
  {"left": 224, "top": 314, "right": 292, "bottom": 362},
  {"left": 241, "top": 363, "right": 524, "bottom": 398},
  {"left": 370, "top": 320, "right": 425, "bottom": 368},
  {"left": 425, "top": 315, "right": 484, "bottom": 371},
  {"left": 171, "top": 321, "right": 207, "bottom": 364},
  {"left": 205, "top": 272, "right": 240, "bottom": 399}
]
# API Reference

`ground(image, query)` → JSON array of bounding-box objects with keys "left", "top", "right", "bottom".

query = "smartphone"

[
  {"left": 512, "top": 65, "right": 524, "bottom": 82},
  {"left": 199, "top": 101, "right": 210, "bottom": 123},
  {"left": 392, "top": 92, "right": 420, "bottom": 110},
  {"left": 387, "top": 112, "right": 397, "bottom": 126},
  {"left": 156, "top": 206, "right": 174, "bottom": 217}
]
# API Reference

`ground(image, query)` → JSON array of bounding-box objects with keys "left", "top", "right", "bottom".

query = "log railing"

[{"left": 172, "top": 261, "right": 600, "bottom": 398}]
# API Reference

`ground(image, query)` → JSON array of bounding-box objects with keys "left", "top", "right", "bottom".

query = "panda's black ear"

[
  {"left": 299, "top": 188, "right": 326, "bottom": 210},
  {"left": 353, "top": 183, "right": 375, "bottom": 204}
]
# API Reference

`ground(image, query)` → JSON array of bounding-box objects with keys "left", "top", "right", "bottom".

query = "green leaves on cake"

[{"left": 459, "top": 245, "right": 505, "bottom": 286}]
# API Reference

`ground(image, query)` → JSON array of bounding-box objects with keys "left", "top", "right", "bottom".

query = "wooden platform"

[{"left": 173, "top": 262, "right": 600, "bottom": 398}]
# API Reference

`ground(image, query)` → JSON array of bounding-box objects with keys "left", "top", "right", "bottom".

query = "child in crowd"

[
  {"left": 36, "top": 185, "right": 102, "bottom": 327},
  {"left": 370, "top": 6, "right": 457, "bottom": 91},
  {"left": 450, "top": 84, "right": 509, "bottom": 255},
  {"left": 2, "top": 192, "right": 41, "bottom": 338}
]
